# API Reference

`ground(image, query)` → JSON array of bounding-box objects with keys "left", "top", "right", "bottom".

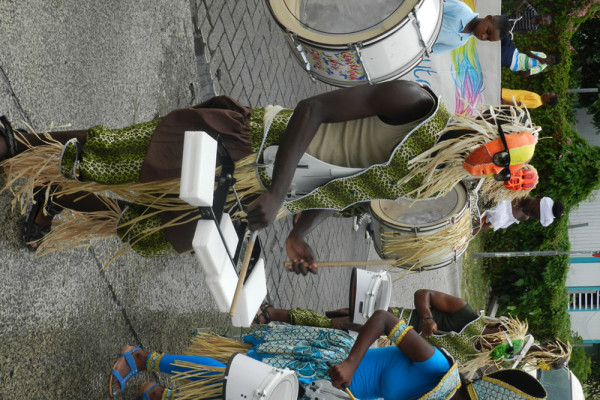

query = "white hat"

[{"left": 539, "top": 197, "right": 554, "bottom": 227}]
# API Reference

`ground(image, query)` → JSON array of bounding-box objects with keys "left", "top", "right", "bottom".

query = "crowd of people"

[{"left": 0, "top": 0, "right": 569, "bottom": 399}]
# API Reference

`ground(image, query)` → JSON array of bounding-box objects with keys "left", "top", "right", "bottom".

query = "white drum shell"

[
  {"left": 270, "top": 0, "right": 444, "bottom": 87},
  {"left": 351, "top": 268, "right": 393, "bottom": 324},
  {"left": 223, "top": 353, "right": 298, "bottom": 400},
  {"left": 370, "top": 184, "right": 470, "bottom": 271}
]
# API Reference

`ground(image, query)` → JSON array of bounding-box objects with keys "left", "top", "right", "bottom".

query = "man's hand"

[
  {"left": 245, "top": 190, "right": 285, "bottom": 231},
  {"left": 285, "top": 233, "right": 317, "bottom": 275},
  {"left": 328, "top": 360, "right": 357, "bottom": 390},
  {"left": 421, "top": 318, "right": 438, "bottom": 337}
]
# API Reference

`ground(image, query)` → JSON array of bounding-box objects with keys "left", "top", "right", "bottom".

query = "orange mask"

[
  {"left": 463, "top": 131, "right": 537, "bottom": 177},
  {"left": 504, "top": 168, "right": 538, "bottom": 191}
]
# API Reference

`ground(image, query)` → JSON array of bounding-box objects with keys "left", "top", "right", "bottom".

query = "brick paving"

[{"left": 189, "top": 0, "right": 372, "bottom": 313}]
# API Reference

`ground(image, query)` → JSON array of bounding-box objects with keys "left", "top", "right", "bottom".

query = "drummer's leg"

[
  {"left": 110, "top": 347, "right": 226, "bottom": 396},
  {"left": 146, "top": 351, "right": 226, "bottom": 377},
  {"left": 288, "top": 307, "right": 332, "bottom": 328}
]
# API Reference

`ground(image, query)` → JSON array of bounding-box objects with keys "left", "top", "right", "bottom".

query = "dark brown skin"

[
  {"left": 414, "top": 289, "right": 471, "bottom": 337},
  {"left": 245, "top": 81, "right": 435, "bottom": 273},
  {"left": 464, "top": 15, "right": 501, "bottom": 41},
  {"left": 328, "top": 310, "right": 435, "bottom": 389}
]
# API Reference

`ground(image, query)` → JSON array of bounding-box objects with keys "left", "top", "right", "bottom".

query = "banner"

[{"left": 407, "top": 0, "right": 501, "bottom": 115}]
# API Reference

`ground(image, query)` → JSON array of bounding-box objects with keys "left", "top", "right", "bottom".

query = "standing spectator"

[
  {"left": 432, "top": 0, "right": 509, "bottom": 54},
  {"left": 500, "top": 36, "right": 561, "bottom": 77},
  {"left": 507, "top": 0, "right": 552, "bottom": 32},
  {"left": 501, "top": 88, "right": 558, "bottom": 108}
]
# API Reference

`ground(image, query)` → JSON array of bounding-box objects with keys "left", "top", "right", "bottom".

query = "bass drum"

[
  {"left": 265, "top": 0, "right": 444, "bottom": 87},
  {"left": 369, "top": 183, "right": 471, "bottom": 271}
]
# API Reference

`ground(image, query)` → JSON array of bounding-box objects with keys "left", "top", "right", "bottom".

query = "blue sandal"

[
  {"left": 109, "top": 346, "right": 142, "bottom": 397},
  {"left": 140, "top": 383, "right": 158, "bottom": 400},
  {"left": 140, "top": 383, "right": 173, "bottom": 400}
]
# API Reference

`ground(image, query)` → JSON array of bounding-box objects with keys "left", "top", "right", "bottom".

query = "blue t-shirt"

[
  {"left": 432, "top": 0, "right": 478, "bottom": 54},
  {"left": 349, "top": 346, "right": 452, "bottom": 400},
  {"left": 501, "top": 35, "right": 517, "bottom": 68}
]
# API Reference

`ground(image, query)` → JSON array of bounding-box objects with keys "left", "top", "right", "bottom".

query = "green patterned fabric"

[
  {"left": 249, "top": 101, "right": 452, "bottom": 214},
  {"left": 389, "top": 306, "right": 414, "bottom": 322},
  {"left": 424, "top": 314, "right": 486, "bottom": 365},
  {"left": 289, "top": 307, "right": 332, "bottom": 328},
  {"left": 58, "top": 120, "right": 173, "bottom": 258},
  {"left": 60, "top": 120, "right": 159, "bottom": 183},
  {"left": 116, "top": 204, "right": 176, "bottom": 257},
  {"left": 469, "top": 372, "right": 547, "bottom": 400}
]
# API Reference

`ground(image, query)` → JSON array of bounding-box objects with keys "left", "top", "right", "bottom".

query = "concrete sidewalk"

[{"left": 0, "top": 1, "right": 460, "bottom": 399}]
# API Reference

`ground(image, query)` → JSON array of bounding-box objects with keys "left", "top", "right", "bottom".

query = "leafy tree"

[
  {"left": 572, "top": 18, "right": 600, "bottom": 131},
  {"left": 583, "top": 357, "right": 600, "bottom": 398}
]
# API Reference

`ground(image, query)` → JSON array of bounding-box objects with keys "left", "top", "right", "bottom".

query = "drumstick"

[
  {"left": 229, "top": 230, "right": 258, "bottom": 317},
  {"left": 284, "top": 259, "right": 398, "bottom": 269}
]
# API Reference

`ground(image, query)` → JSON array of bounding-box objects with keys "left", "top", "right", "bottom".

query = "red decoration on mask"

[{"left": 503, "top": 168, "right": 538, "bottom": 191}]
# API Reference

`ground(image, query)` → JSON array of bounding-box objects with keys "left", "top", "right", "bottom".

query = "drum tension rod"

[
  {"left": 287, "top": 32, "right": 316, "bottom": 83},
  {"left": 352, "top": 42, "right": 372, "bottom": 84},
  {"left": 409, "top": 11, "right": 428, "bottom": 56}
]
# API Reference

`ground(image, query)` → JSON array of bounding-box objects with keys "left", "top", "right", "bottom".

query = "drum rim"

[
  {"left": 369, "top": 183, "right": 469, "bottom": 232},
  {"left": 266, "top": 0, "right": 434, "bottom": 47}
]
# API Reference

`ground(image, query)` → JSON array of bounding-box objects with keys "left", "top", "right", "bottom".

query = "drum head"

[
  {"left": 370, "top": 184, "right": 468, "bottom": 231},
  {"left": 267, "top": 0, "right": 420, "bottom": 45}
]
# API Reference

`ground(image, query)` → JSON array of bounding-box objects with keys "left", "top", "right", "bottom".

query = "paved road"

[{"left": 0, "top": 1, "right": 460, "bottom": 398}]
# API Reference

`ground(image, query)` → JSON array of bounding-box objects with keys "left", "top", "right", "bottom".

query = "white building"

[{"left": 567, "top": 108, "right": 600, "bottom": 344}]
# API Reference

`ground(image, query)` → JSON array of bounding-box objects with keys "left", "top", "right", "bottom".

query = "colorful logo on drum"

[{"left": 303, "top": 46, "right": 366, "bottom": 81}]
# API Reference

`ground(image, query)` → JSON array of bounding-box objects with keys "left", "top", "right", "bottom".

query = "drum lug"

[
  {"left": 409, "top": 11, "right": 430, "bottom": 57},
  {"left": 351, "top": 42, "right": 372, "bottom": 84},
  {"left": 288, "top": 32, "right": 317, "bottom": 83}
]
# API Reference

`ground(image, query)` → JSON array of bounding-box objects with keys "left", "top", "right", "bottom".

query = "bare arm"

[
  {"left": 414, "top": 289, "right": 469, "bottom": 337},
  {"left": 328, "top": 310, "right": 435, "bottom": 389},
  {"left": 514, "top": 0, "right": 528, "bottom": 14},
  {"left": 245, "top": 81, "right": 434, "bottom": 230},
  {"left": 524, "top": 50, "right": 546, "bottom": 63}
]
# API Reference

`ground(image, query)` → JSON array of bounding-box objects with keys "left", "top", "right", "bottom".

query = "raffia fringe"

[
  {"left": 401, "top": 105, "right": 540, "bottom": 203},
  {"left": 170, "top": 362, "right": 226, "bottom": 400},
  {"left": 521, "top": 338, "right": 571, "bottom": 370},
  {"left": 0, "top": 134, "right": 67, "bottom": 212},
  {"left": 171, "top": 332, "right": 253, "bottom": 400},
  {"left": 0, "top": 135, "right": 284, "bottom": 259},
  {"left": 184, "top": 332, "right": 251, "bottom": 364},
  {"left": 33, "top": 198, "right": 122, "bottom": 256},
  {"left": 459, "top": 316, "right": 529, "bottom": 379},
  {"left": 384, "top": 208, "right": 471, "bottom": 271}
]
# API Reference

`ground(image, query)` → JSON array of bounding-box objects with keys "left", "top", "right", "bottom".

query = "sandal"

[
  {"left": 23, "top": 185, "right": 62, "bottom": 251},
  {"left": 109, "top": 345, "right": 142, "bottom": 397},
  {"left": 253, "top": 301, "right": 272, "bottom": 325},
  {"left": 0, "top": 115, "right": 18, "bottom": 159},
  {"left": 139, "top": 382, "right": 170, "bottom": 400}
]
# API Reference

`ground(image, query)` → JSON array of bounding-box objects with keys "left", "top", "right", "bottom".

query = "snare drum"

[
  {"left": 369, "top": 183, "right": 471, "bottom": 271},
  {"left": 349, "top": 268, "right": 393, "bottom": 324},
  {"left": 223, "top": 353, "right": 298, "bottom": 400},
  {"left": 266, "top": 0, "right": 444, "bottom": 87}
]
